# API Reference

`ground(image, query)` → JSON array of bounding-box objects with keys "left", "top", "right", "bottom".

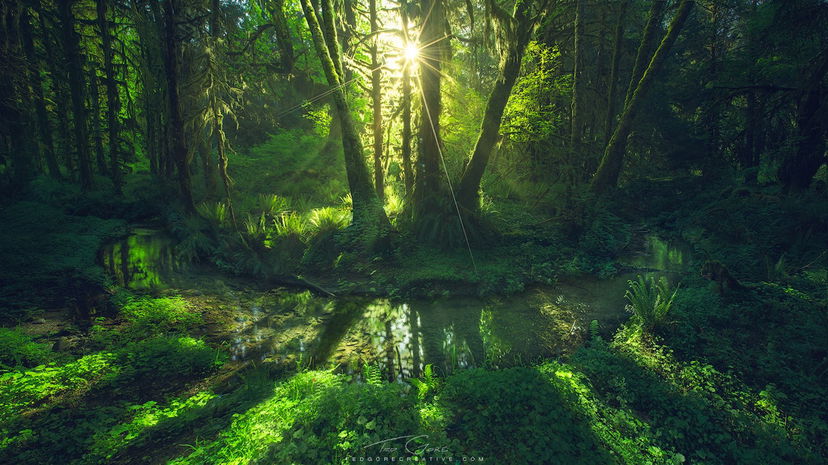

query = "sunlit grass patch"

[
  {"left": 118, "top": 295, "right": 202, "bottom": 336},
  {"left": 84, "top": 391, "right": 218, "bottom": 463},
  {"left": 0, "top": 352, "right": 117, "bottom": 420}
]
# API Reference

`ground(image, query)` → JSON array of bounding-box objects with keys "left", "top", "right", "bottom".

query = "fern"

[
  {"left": 625, "top": 275, "right": 678, "bottom": 333},
  {"left": 362, "top": 363, "right": 383, "bottom": 386}
]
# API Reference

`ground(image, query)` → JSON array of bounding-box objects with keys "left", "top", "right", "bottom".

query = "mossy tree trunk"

[
  {"left": 58, "top": 0, "right": 94, "bottom": 190},
  {"left": 603, "top": 0, "right": 629, "bottom": 146},
  {"left": 21, "top": 5, "right": 60, "bottom": 179},
  {"left": 162, "top": 0, "right": 195, "bottom": 212},
  {"left": 95, "top": 0, "right": 123, "bottom": 193},
  {"left": 299, "top": 0, "right": 389, "bottom": 234},
  {"left": 411, "top": 0, "right": 454, "bottom": 244},
  {"left": 400, "top": 0, "right": 414, "bottom": 199},
  {"left": 591, "top": 0, "right": 694, "bottom": 193},
  {"left": 369, "top": 0, "right": 384, "bottom": 202},
  {"left": 456, "top": 0, "right": 536, "bottom": 215}
]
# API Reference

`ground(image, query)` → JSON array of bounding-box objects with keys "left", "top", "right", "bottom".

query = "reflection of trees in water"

[
  {"left": 310, "top": 299, "right": 369, "bottom": 367},
  {"left": 410, "top": 301, "right": 484, "bottom": 377},
  {"left": 101, "top": 231, "right": 180, "bottom": 289}
]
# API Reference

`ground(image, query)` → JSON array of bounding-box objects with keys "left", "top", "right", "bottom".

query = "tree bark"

[
  {"left": 96, "top": 0, "right": 123, "bottom": 192},
  {"left": 569, "top": 0, "right": 585, "bottom": 152},
  {"left": 400, "top": 0, "right": 414, "bottom": 198},
  {"left": 21, "top": 6, "right": 60, "bottom": 178},
  {"left": 624, "top": 0, "right": 666, "bottom": 107},
  {"left": 369, "top": 0, "right": 384, "bottom": 201},
  {"left": 778, "top": 49, "right": 828, "bottom": 191},
  {"left": 162, "top": 0, "right": 195, "bottom": 212},
  {"left": 412, "top": 0, "right": 452, "bottom": 241},
  {"left": 456, "top": 0, "right": 534, "bottom": 213},
  {"left": 58, "top": 0, "right": 94, "bottom": 190},
  {"left": 603, "top": 0, "right": 629, "bottom": 146},
  {"left": 591, "top": 0, "right": 694, "bottom": 193},
  {"left": 89, "top": 67, "right": 108, "bottom": 174},
  {"left": 299, "top": 0, "right": 389, "bottom": 232}
]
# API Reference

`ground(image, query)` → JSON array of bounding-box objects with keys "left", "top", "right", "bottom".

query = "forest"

[{"left": 0, "top": 0, "right": 827, "bottom": 463}]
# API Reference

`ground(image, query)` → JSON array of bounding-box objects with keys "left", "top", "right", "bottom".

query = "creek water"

[{"left": 99, "top": 229, "right": 694, "bottom": 379}]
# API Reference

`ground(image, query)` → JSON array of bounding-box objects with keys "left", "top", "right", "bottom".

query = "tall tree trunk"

[
  {"left": 162, "top": 0, "right": 195, "bottom": 212},
  {"left": 198, "top": 135, "right": 216, "bottom": 196},
  {"left": 96, "top": 0, "right": 122, "bottom": 192},
  {"left": 369, "top": 0, "right": 384, "bottom": 201},
  {"left": 456, "top": 1, "right": 534, "bottom": 214},
  {"left": 624, "top": 0, "right": 667, "bottom": 106},
  {"left": 210, "top": 0, "right": 238, "bottom": 227},
  {"left": 269, "top": 0, "right": 295, "bottom": 73},
  {"left": 89, "top": 67, "right": 108, "bottom": 174},
  {"left": 0, "top": 0, "right": 34, "bottom": 183},
  {"left": 400, "top": 0, "right": 414, "bottom": 199},
  {"left": 299, "top": 0, "right": 389, "bottom": 232},
  {"left": 603, "top": 0, "right": 629, "bottom": 146},
  {"left": 22, "top": 6, "right": 60, "bottom": 178},
  {"left": 778, "top": 49, "right": 828, "bottom": 191},
  {"left": 58, "top": 0, "right": 94, "bottom": 190},
  {"left": 591, "top": 0, "right": 694, "bottom": 193},
  {"left": 569, "top": 0, "right": 585, "bottom": 152},
  {"left": 412, "top": 0, "right": 453, "bottom": 242}
]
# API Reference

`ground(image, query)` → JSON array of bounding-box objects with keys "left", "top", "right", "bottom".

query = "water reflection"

[
  {"left": 100, "top": 230, "right": 690, "bottom": 379},
  {"left": 328, "top": 291, "right": 596, "bottom": 379},
  {"left": 100, "top": 228, "right": 182, "bottom": 289},
  {"left": 621, "top": 234, "right": 693, "bottom": 272}
]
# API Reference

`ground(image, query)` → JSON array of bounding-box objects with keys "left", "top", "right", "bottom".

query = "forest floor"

[{"left": 1, "top": 175, "right": 827, "bottom": 464}]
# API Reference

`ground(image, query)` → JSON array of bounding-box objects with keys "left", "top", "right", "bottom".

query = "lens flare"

[{"left": 404, "top": 44, "right": 419, "bottom": 62}]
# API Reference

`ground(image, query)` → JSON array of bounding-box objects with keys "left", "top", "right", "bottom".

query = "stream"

[{"left": 99, "top": 229, "right": 693, "bottom": 379}]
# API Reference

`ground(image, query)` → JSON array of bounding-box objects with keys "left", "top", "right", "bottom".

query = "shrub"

[
  {"left": 195, "top": 201, "right": 230, "bottom": 228},
  {"left": 119, "top": 296, "right": 201, "bottom": 336},
  {"left": 115, "top": 336, "right": 224, "bottom": 385},
  {"left": 274, "top": 211, "right": 307, "bottom": 240},
  {"left": 625, "top": 275, "right": 678, "bottom": 333},
  {"left": 439, "top": 366, "right": 612, "bottom": 464},
  {"left": 0, "top": 328, "right": 53, "bottom": 370},
  {"left": 306, "top": 207, "right": 350, "bottom": 241},
  {"left": 0, "top": 352, "right": 116, "bottom": 418}
]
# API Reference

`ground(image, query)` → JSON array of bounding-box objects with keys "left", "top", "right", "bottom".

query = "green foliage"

[
  {"left": 0, "top": 328, "right": 53, "bottom": 370},
  {"left": 0, "top": 353, "right": 116, "bottom": 419},
  {"left": 306, "top": 207, "right": 350, "bottom": 240},
  {"left": 119, "top": 295, "right": 202, "bottom": 336},
  {"left": 0, "top": 199, "right": 124, "bottom": 316},
  {"left": 625, "top": 275, "right": 678, "bottom": 333},
  {"left": 114, "top": 336, "right": 224, "bottom": 386},
  {"left": 195, "top": 201, "right": 230, "bottom": 227},
  {"left": 274, "top": 211, "right": 307, "bottom": 239},
  {"left": 84, "top": 391, "right": 218, "bottom": 463},
  {"left": 502, "top": 42, "right": 568, "bottom": 143},
  {"left": 440, "top": 366, "right": 612, "bottom": 464}
]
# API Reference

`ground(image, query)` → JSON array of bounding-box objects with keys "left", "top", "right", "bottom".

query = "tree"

[
  {"left": 369, "top": 0, "right": 384, "bottom": 201},
  {"left": 162, "top": 0, "right": 195, "bottom": 211},
  {"left": 411, "top": 0, "right": 455, "bottom": 243},
  {"left": 21, "top": 5, "right": 60, "bottom": 179},
  {"left": 778, "top": 49, "right": 828, "bottom": 191},
  {"left": 400, "top": 0, "right": 415, "bottom": 198},
  {"left": 95, "top": 0, "right": 123, "bottom": 192},
  {"left": 299, "top": 0, "right": 390, "bottom": 234},
  {"left": 603, "top": 0, "right": 629, "bottom": 145},
  {"left": 456, "top": 0, "right": 540, "bottom": 215},
  {"left": 58, "top": 0, "right": 94, "bottom": 190},
  {"left": 591, "top": 0, "right": 694, "bottom": 193}
]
